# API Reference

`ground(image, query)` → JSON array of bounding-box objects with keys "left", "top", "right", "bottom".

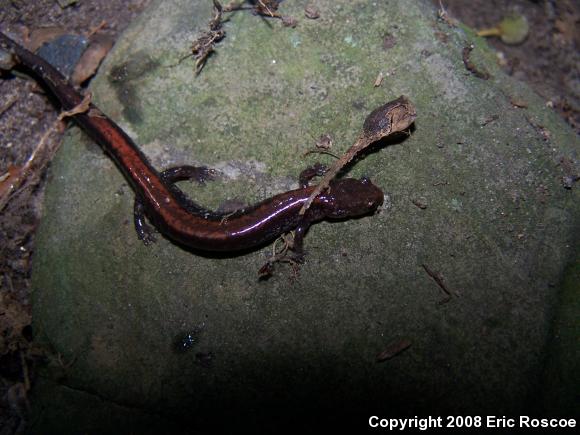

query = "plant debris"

[
  {"left": 258, "top": 233, "right": 302, "bottom": 280},
  {"left": 477, "top": 13, "right": 529, "bottom": 45},
  {"left": 254, "top": 0, "right": 281, "bottom": 17},
  {"left": 187, "top": 0, "right": 297, "bottom": 74},
  {"left": 304, "top": 4, "right": 320, "bottom": 20},
  {"left": 382, "top": 33, "right": 397, "bottom": 50},
  {"left": 411, "top": 197, "right": 428, "bottom": 209},
  {"left": 437, "top": 1, "right": 458, "bottom": 27},
  {"left": 525, "top": 115, "right": 551, "bottom": 142},
  {"left": 300, "top": 96, "right": 417, "bottom": 216},
  {"left": 315, "top": 133, "right": 333, "bottom": 150},
  {"left": 0, "top": 120, "right": 63, "bottom": 213},
  {"left": 72, "top": 34, "right": 114, "bottom": 85},
  {"left": 422, "top": 264, "right": 454, "bottom": 303},
  {"left": 509, "top": 96, "right": 528, "bottom": 109},
  {"left": 303, "top": 134, "right": 339, "bottom": 158},
  {"left": 376, "top": 339, "right": 412, "bottom": 362},
  {"left": 224, "top": 0, "right": 276, "bottom": 17},
  {"left": 27, "top": 27, "right": 68, "bottom": 51},
  {"left": 558, "top": 156, "right": 580, "bottom": 189},
  {"left": 189, "top": 0, "right": 226, "bottom": 74},
  {"left": 481, "top": 114, "right": 499, "bottom": 126},
  {"left": 462, "top": 44, "right": 491, "bottom": 80}
]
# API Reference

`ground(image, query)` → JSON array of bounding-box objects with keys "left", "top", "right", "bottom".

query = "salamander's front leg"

[
  {"left": 160, "top": 165, "right": 216, "bottom": 185},
  {"left": 133, "top": 164, "right": 216, "bottom": 245},
  {"left": 298, "top": 163, "right": 328, "bottom": 188}
]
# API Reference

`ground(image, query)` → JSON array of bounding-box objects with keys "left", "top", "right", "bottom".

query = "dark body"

[{"left": 0, "top": 32, "right": 383, "bottom": 253}]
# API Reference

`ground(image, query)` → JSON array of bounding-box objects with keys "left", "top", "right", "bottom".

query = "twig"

[
  {"left": 0, "top": 94, "right": 18, "bottom": 117},
  {"left": 57, "top": 91, "right": 92, "bottom": 120},
  {"left": 257, "top": 0, "right": 275, "bottom": 17},
  {"left": 0, "top": 119, "right": 62, "bottom": 212},
  {"left": 302, "top": 149, "right": 340, "bottom": 159},
  {"left": 86, "top": 20, "right": 107, "bottom": 37},
  {"left": 299, "top": 96, "right": 416, "bottom": 216},
  {"left": 422, "top": 263, "right": 453, "bottom": 303}
]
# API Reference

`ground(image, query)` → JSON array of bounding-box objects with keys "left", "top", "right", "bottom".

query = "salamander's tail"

[{"left": 0, "top": 31, "right": 83, "bottom": 111}]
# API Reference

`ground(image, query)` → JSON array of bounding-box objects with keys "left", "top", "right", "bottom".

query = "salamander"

[{"left": 0, "top": 31, "right": 384, "bottom": 254}]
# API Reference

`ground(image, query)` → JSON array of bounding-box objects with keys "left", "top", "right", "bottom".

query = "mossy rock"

[{"left": 31, "top": 0, "right": 579, "bottom": 432}]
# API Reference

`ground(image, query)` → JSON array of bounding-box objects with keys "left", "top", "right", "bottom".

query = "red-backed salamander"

[{"left": 0, "top": 31, "right": 384, "bottom": 255}]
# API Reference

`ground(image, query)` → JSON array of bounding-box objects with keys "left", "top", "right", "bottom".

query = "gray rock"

[{"left": 31, "top": 0, "right": 579, "bottom": 432}]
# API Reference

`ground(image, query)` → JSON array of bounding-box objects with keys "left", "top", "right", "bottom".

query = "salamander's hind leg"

[
  {"left": 289, "top": 221, "right": 310, "bottom": 263},
  {"left": 258, "top": 162, "right": 327, "bottom": 277},
  {"left": 134, "top": 197, "right": 157, "bottom": 245},
  {"left": 133, "top": 165, "right": 217, "bottom": 246},
  {"left": 260, "top": 162, "right": 327, "bottom": 275},
  {"left": 258, "top": 220, "right": 311, "bottom": 279}
]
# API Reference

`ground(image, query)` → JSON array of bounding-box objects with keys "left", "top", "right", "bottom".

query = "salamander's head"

[{"left": 321, "top": 177, "right": 384, "bottom": 219}]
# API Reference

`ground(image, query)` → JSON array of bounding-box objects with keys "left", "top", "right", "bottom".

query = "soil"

[
  {"left": 436, "top": 0, "right": 579, "bottom": 131},
  {"left": 0, "top": 1, "right": 152, "bottom": 432},
  {"left": 0, "top": 0, "right": 577, "bottom": 432}
]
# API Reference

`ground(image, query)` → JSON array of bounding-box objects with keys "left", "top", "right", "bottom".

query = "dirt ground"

[
  {"left": 0, "top": 0, "right": 578, "bottom": 432},
  {"left": 440, "top": 0, "right": 579, "bottom": 131}
]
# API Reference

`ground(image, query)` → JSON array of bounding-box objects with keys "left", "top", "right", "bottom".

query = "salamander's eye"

[{"left": 360, "top": 177, "right": 371, "bottom": 184}]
